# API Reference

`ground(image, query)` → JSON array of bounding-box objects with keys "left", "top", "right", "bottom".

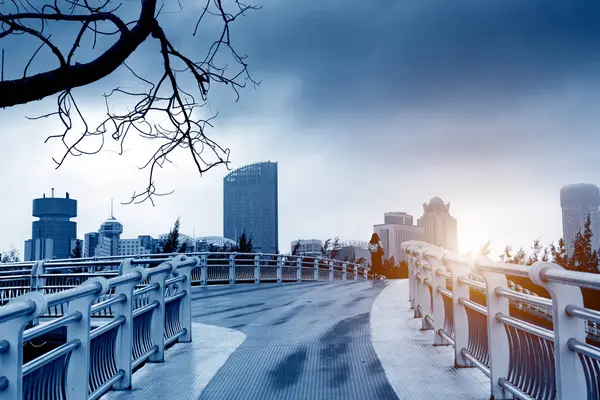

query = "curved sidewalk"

[{"left": 371, "top": 280, "right": 490, "bottom": 399}]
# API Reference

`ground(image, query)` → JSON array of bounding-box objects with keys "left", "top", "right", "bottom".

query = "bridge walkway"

[{"left": 104, "top": 280, "right": 489, "bottom": 400}]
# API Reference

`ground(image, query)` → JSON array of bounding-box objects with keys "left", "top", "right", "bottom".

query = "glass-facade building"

[
  {"left": 560, "top": 183, "right": 600, "bottom": 256},
  {"left": 223, "top": 162, "right": 278, "bottom": 254},
  {"left": 24, "top": 191, "right": 78, "bottom": 261}
]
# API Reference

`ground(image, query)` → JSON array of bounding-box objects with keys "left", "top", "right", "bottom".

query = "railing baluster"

[
  {"left": 174, "top": 256, "right": 197, "bottom": 343},
  {"left": 112, "top": 260, "right": 145, "bottom": 391},
  {"left": 229, "top": 253, "right": 236, "bottom": 284},
  {"left": 200, "top": 254, "right": 208, "bottom": 286},
  {"left": 296, "top": 257, "right": 303, "bottom": 283},
  {"left": 65, "top": 278, "right": 109, "bottom": 398},
  {"left": 429, "top": 257, "right": 448, "bottom": 345},
  {"left": 529, "top": 262, "right": 587, "bottom": 400},
  {"left": 444, "top": 255, "right": 471, "bottom": 368},
  {"left": 329, "top": 261, "right": 334, "bottom": 282},
  {"left": 277, "top": 255, "right": 283, "bottom": 284},
  {"left": 477, "top": 258, "right": 512, "bottom": 399},
  {"left": 147, "top": 263, "right": 173, "bottom": 363},
  {"left": 0, "top": 293, "right": 47, "bottom": 399},
  {"left": 254, "top": 254, "right": 261, "bottom": 284}
]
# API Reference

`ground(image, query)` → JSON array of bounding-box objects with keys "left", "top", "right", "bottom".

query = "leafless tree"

[{"left": 0, "top": 0, "right": 259, "bottom": 204}]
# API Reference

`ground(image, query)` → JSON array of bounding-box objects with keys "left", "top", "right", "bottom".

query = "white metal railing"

[
  {"left": 0, "top": 252, "right": 370, "bottom": 400},
  {"left": 0, "top": 255, "right": 194, "bottom": 400},
  {"left": 0, "top": 252, "right": 371, "bottom": 307},
  {"left": 402, "top": 240, "right": 600, "bottom": 400}
]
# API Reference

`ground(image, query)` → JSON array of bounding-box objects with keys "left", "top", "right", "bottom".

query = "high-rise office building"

[
  {"left": 374, "top": 212, "right": 425, "bottom": 263},
  {"left": 223, "top": 161, "right": 278, "bottom": 253},
  {"left": 560, "top": 183, "right": 600, "bottom": 255},
  {"left": 84, "top": 232, "right": 99, "bottom": 257},
  {"left": 24, "top": 189, "right": 78, "bottom": 261},
  {"left": 417, "top": 198, "right": 459, "bottom": 252}
]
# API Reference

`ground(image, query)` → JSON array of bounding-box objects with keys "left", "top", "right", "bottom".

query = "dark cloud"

[{"left": 226, "top": 0, "right": 600, "bottom": 116}]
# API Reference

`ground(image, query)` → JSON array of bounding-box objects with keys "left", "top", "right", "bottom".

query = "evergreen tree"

[
  {"left": 70, "top": 241, "right": 83, "bottom": 258},
  {"left": 160, "top": 217, "right": 187, "bottom": 254},
  {"left": 549, "top": 238, "right": 569, "bottom": 268},
  {"left": 1, "top": 246, "right": 20, "bottom": 263},
  {"left": 232, "top": 230, "right": 253, "bottom": 253},
  {"left": 570, "top": 215, "right": 598, "bottom": 273}
]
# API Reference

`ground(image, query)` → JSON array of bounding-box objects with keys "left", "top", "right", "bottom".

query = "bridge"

[{"left": 0, "top": 244, "right": 598, "bottom": 399}]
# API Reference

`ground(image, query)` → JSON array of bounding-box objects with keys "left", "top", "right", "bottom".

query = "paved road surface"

[{"left": 192, "top": 280, "right": 397, "bottom": 400}]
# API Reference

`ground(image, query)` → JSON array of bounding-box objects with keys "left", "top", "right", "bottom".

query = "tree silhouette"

[
  {"left": 570, "top": 214, "right": 598, "bottom": 273},
  {"left": 160, "top": 217, "right": 188, "bottom": 254},
  {"left": 0, "top": 0, "right": 259, "bottom": 204},
  {"left": 70, "top": 240, "right": 83, "bottom": 258},
  {"left": 1, "top": 246, "right": 20, "bottom": 263}
]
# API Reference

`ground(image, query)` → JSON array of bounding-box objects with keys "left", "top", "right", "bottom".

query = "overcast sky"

[{"left": 2, "top": 1, "right": 600, "bottom": 258}]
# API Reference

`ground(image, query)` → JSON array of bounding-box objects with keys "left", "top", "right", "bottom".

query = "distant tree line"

[{"left": 478, "top": 214, "right": 600, "bottom": 323}]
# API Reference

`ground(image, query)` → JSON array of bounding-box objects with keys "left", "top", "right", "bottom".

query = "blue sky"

[{"left": 2, "top": 0, "right": 600, "bottom": 257}]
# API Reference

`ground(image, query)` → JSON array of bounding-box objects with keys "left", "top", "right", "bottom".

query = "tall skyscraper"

[
  {"left": 374, "top": 212, "right": 425, "bottom": 262},
  {"left": 417, "top": 197, "right": 458, "bottom": 252},
  {"left": 560, "top": 183, "right": 600, "bottom": 255},
  {"left": 24, "top": 189, "right": 78, "bottom": 261},
  {"left": 223, "top": 161, "right": 278, "bottom": 253},
  {"left": 94, "top": 200, "right": 123, "bottom": 257}
]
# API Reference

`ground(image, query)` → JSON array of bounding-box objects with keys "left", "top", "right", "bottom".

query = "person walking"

[{"left": 368, "top": 233, "right": 384, "bottom": 275}]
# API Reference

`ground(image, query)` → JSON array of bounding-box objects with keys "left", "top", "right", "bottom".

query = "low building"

[
  {"left": 290, "top": 239, "right": 323, "bottom": 256},
  {"left": 374, "top": 212, "right": 425, "bottom": 263}
]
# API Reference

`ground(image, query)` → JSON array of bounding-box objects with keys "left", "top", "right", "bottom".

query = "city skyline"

[
  {"left": 2, "top": 2, "right": 600, "bottom": 260},
  {"left": 2, "top": 180, "right": 592, "bottom": 260}
]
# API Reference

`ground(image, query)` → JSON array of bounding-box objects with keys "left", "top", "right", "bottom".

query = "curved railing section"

[
  {"left": 402, "top": 240, "right": 600, "bottom": 400},
  {"left": 0, "top": 253, "right": 369, "bottom": 400},
  {"left": 0, "top": 253, "right": 371, "bottom": 307}
]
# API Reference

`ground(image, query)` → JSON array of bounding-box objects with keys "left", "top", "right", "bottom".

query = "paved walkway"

[{"left": 101, "top": 280, "right": 491, "bottom": 399}]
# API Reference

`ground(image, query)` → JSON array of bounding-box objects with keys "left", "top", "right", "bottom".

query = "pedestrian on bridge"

[{"left": 368, "top": 233, "right": 385, "bottom": 273}]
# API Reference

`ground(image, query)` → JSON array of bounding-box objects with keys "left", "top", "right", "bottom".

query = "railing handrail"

[
  {"left": 0, "top": 251, "right": 369, "bottom": 272},
  {"left": 403, "top": 240, "right": 599, "bottom": 400}
]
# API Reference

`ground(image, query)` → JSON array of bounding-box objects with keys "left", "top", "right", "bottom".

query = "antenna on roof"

[
  {"left": 51, "top": 188, "right": 55, "bottom": 198},
  {"left": 110, "top": 198, "right": 114, "bottom": 218}
]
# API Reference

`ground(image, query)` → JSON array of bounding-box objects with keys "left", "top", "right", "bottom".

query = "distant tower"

[
  {"left": 417, "top": 197, "right": 458, "bottom": 252},
  {"left": 560, "top": 184, "right": 600, "bottom": 256},
  {"left": 95, "top": 199, "right": 123, "bottom": 257},
  {"left": 223, "top": 161, "right": 278, "bottom": 253},
  {"left": 24, "top": 190, "right": 78, "bottom": 261}
]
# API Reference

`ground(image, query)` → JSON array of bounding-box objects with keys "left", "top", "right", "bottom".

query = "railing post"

[
  {"left": 112, "top": 260, "right": 146, "bottom": 390},
  {"left": 407, "top": 256, "right": 416, "bottom": 309},
  {"left": 413, "top": 259, "right": 423, "bottom": 318},
  {"left": 277, "top": 255, "right": 283, "bottom": 284},
  {"left": 529, "top": 262, "right": 587, "bottom": 400},
  {"left": 314, "top": 257, "right": 320, "bottom": 281},
  {"left": 296, "top": 257, "right": 303, "bottom": 283},
  {"left": 444, "top": 256, "right": 471, "bottom": 368},
  {"left": 329, "top": 260, "right": 335, "bottom": 281},
  {"left": 419, "top": 261, "right": 433, "bottom": 330},
  {"left": 477, "top": 257, "right": 513, "bottom": 399},
  {"left": 174, "top": 256, "right": 196, "bottom": 343},
  {"left": 66, "top": 277, "right": 110, "bottom": 398},
  {"left": 342, "top": 263, "right": 348, "bottom": 281},
  {"left": 429, "top": 257, "right": 448, "bottom": 345},
  {"left": 0, "top": 292, "right": 47, "bottom": 400},
  {"left": 364, "top": 267, "right": 368, "bottom": 280},
  {"left": 254, "top": 254, "right": 261, "bottom": 284},
  {"left": 147, "top": 262, "right": 175, "bottom": 363},
  {"left": 229, "top": 253, "right": 236, "bottom": 284},
  {"left": 200, "top": 254, "right": 208, "bottom": 286},
  {"left": 354, "top": 265, "right": 358, "bottom": 281}
]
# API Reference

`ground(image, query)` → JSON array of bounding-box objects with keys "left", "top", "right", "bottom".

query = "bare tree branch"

[{"left": 0, "top": 0, "right": 260, "bottom": 205}]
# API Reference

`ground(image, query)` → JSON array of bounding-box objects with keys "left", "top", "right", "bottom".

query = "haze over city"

[{"left": 2, "top": 1, "right": 600, "bottom": 257}]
